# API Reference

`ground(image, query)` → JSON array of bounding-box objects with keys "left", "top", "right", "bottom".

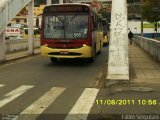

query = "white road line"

[
  {"left": 0, "top": 85, "right": 34, "bottom": 108},
  {"left": 65, "top": 88, "right": 99, "bottom": 120},
  {"left": 98, "top": 72, "right": 102, "bottom": 79},
  {"left": 15, "top": 87, "right": 66, "bottom": 120},
  {"left": 0, "top": 84, "right": 4, "bottom": 88}
]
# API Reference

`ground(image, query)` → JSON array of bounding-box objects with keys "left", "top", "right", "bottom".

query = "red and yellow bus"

[
  {"left": 40, "top": 4, "right": 104, "bottom": 62},
  {"left": 102, "top": 19, "right": 110, "bottom": 45}
]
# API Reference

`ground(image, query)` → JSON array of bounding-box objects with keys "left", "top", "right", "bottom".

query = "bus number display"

[{"left": 73, "top": 33, "right": 82, "bottom": 38}]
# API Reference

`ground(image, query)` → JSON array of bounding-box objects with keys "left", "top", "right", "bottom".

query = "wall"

[
  {"left": 5, "top": 38, "right": 40, "bottom": 53},
  {"left": 134, "top": 36, "right": 160, "bottom": 62}
]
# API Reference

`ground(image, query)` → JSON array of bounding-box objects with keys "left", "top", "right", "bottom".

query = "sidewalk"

[
  {"left": 129, "top": 41, "right": 160, "bottom": 84},
  {"left": 2, "top": 48, "right": 40, "bottom": 61},
  {"left": 92, "top": 42, "right": 160, "bottom": 119}
]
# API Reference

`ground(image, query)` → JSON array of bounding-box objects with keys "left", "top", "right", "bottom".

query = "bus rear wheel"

[
  {"left": 89, "top": 47, "right": 96, "bottom": 62},
  {"left": 97, "top": 42, "right": 102, "bottom": 54}
]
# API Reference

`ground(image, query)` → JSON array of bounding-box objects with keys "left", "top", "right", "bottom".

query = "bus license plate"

[{"left": 60, "top": 51, "right": 69, "bottom": 55}]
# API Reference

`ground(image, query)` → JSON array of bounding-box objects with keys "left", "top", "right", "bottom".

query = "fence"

[
  {"left": 134, "top": 36, "right": 160, "bottom": 62},
  {"left": 5, "top": 38, "right": 40, "bottom": 53}
]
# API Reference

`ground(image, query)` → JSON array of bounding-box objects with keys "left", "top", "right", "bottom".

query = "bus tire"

[
  {"left": 89, "top": 46, "right": 96, "bottom": 62},
  {"left": 97, "top": 42, "right": 102, "bottom": 54},
  {"left": 50, "top": 57, "right": 57, "bottom": 63}
]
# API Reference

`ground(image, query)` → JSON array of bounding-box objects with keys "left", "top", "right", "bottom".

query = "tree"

[
  {"left": 98, "top": 9, "right": 111, "bottom": 23},
  {"left": 143, "top": 0, "right": 160, "bottom": 22},
  {"left": 142, "top": 0, "right": 160, "bottom": 37},
  {"left": 127, "top": 0, "right": 140, "bottom": 4}
]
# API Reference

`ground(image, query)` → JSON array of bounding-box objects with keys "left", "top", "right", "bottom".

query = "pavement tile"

[{"left": 129, "top": 42, "right": 160, "bottom": 82}]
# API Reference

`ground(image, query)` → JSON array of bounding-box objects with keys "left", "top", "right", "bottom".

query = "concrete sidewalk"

[
  {"left": 3, "top": 48, "right": 40, "bottom": 61},
  {"left": 93, "top": 42, "right": 160, "bottom": 119},
  {"left": 129, "top": 42, "right": 160, "bottom": 84}
]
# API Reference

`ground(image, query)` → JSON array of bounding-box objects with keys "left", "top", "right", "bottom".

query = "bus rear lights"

[
  {"left": 83, "top": 44, "right": 87, "bottom": 47},
  {"left": 44, "top": 44, "right": 48, "bottom": 47}
]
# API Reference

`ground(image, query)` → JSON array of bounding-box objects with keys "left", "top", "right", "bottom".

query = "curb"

[{"left": 0, "top": 51, "right": 40, "bottom": 65}]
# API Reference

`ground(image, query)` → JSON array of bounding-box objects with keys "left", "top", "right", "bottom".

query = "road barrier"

[
  {"left": 5, "top": 38, "right": 40, "bottom": 53},
  {"left": 134, "top": 36, "right": 160, "bottom": 62}
]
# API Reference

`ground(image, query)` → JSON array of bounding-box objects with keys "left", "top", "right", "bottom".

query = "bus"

[
  {"left": 40, "top": 4, "right": 104, "bottom": 62},
  {"left": 102, "top": 19, "right": 110, "bottom": 45}
]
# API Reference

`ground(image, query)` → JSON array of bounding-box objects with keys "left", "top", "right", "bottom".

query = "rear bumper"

[{"left": 41, "top": 45, "right": 92, "bottom": 58}]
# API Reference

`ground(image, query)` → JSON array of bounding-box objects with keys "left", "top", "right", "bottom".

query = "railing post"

[
  {"left": 106, "top": 0, "right": 129, "bottom": 80},
  {"left": 0, "top": 32, "right": 6, "bottom": 61},
  {"left": 59, "top": 0, "right": 63, "bottom": 4},
  {"left": 158, "top": 42, "right": 160, "bottom": 62},
  {"left": 28, "top": 0, "right": 34, "bottom": 54},
  {"left": 47, "top": 0, "right": 51, "bottom": 5},
  {"left": 0, "top": 2, "right": 8, "bottom": 61}
]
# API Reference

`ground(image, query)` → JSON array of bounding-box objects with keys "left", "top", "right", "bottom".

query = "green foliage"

[
  {"left": 127, "top": 0, "right": 140, "bottom": 4},
  {"left": 98, "top": 9, "right": 111, "bottom": 22},
  {"left": 142, "top": 0, "right": 160, "bottom": 22},
  {"left": 142, "top": 0, "right": 160, "bottom": 34}
]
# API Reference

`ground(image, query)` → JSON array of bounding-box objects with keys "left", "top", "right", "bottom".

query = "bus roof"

[
  {"left": 44, "top": 3, "right": 90, "bottom": 7},
  {"left": 43, "top": 3, "right": 91, "bottom": 14},
  {"left": 43, "top": 3, "right": 104, "bottom": 21}
]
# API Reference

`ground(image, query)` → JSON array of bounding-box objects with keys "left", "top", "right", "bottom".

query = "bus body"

[
  {"left": 40, "top": 4, "right": 104, "bottom": 62},
  {"left": 102, "top": 19, "right": 110, "bottom": 45}
]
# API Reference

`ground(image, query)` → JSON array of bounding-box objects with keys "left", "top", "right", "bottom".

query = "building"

[
  {"left": 34, "top": 5, "right": 45, "bottom": 16},
  {"left": 10, "top": 5, "right": 45, "bottom": 26}
]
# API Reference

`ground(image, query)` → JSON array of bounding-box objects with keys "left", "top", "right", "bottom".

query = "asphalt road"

[
  {"left": 1, "top": 45, "right": 160, "bottom": 120},
  {"left": 0, "top": 46, "right": 109, "bottom": 120}
]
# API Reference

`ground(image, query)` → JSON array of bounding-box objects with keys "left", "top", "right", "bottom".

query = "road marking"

[
  {"left": 65, "top": 88, "right": 99, "bottom": 120},
  {"left": 0, "top": 84, "right": 4, "bottom": 88},
  {"left": 0, "top": 85, "right": 34, "bottom": 108},
  {"left": 98, "top": 72, "right": 102, "bottom": 79},
  {"left": 15, "top": 87, "right": 65, "bottom": 120}
]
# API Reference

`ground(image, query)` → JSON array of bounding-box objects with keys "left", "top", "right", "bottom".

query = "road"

[
  {"left": 1, "top": 45, "right": 160, "bottom": 120},
  {"left": 0, "top": 46, "right": 109, "bottom": 120}
]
